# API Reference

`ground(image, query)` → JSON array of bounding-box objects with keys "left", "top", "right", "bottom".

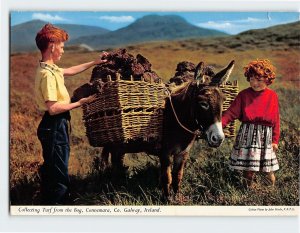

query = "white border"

[
  {"left": 10, "top": 206, "right": 299, "bottom": 216},
  {"left": 2, "top": 0, "right": 300, "bottom": 232},
  {"left": 5, "top": 0, "right": 300, "bottom": 11}
]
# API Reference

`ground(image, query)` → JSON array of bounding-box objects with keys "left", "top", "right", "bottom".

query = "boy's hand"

[
  {"left": 100, "top": 51, "right": 109, "bottom": 59},
  {"left": 79, "top": 94, "right": 97, "bottom": 105},
  {"left": 94, "top": 51, "right": 109, "bottom": 65}
]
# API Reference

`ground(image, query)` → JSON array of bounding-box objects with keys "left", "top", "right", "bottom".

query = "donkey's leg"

[
  {"left": 111, "top": 150, "right": 128, "bottom": 176},
  {"left": 100, "top": 147, "right": 110, "bottom": 170},
  {"left": 172, "top": 136, "right": 195, "bottom": 197},
  {"left": 172, "top": 151, "right": 189, "bottom": 195},
  {"left": 159, "top": 154, "right": 172, "bottom": 199},
  {"left": 111, "top": 151, "right": 125, "bottom": 168}
]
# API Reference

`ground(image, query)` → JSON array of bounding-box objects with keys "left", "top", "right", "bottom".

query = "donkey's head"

[
  {"left": 195, "top": 60, "right": 235, "bottom": 85},
  {"left": 193, "top": 60, "right": 235, "bottom": 147}
]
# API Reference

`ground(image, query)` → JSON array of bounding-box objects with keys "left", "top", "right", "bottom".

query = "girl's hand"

[
  {"left": 79, "top": 94, "right": 97, "bottom": 106},
  {"left": 272, "top": 143, "right": 278, "bottom": 152}
]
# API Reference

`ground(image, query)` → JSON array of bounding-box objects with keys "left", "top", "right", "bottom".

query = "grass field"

[{"left": 9, "top": 38, "right": 299, "bottom": 206}]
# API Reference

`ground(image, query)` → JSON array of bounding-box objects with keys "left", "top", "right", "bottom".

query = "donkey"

[{"left": 100, "top": 60, "right": 235, "bottom": 199}]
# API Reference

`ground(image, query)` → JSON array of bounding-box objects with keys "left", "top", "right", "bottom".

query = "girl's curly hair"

[
  {"left": 244, "top": 59, "right": 276, "bottom": 85},
  {"left": 35, "top": 23, "right": 69, "bottom": 52}
]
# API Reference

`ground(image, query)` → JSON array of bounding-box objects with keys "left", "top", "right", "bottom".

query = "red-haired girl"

[
  {"left": 35, "top": 23, "right": 108, "bottom": 204},
  {"left": 222, "top": 59, "right": 280, "bottom": 188}
]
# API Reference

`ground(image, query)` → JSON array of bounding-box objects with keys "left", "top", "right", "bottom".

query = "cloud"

[
  {"left": 198, "top": 17, "right": 265, "bottom": 28},
  {"left": 196, "top": 17, "right": 269, "bottom": 34},
  {"left": 99, "top": 15, "right": 135, "bottom": 23},
  {"left": 200, "top": 21, "right": 233, "bottom": 29},
  {"left": 234, "top": 17, "right": 266, "bottom": 23},
  {"left": 197, "top": 21, "right": 235, "bottom": 33},
  {"left": 32, "top": 13, "right": 67, "bottom": 22}
]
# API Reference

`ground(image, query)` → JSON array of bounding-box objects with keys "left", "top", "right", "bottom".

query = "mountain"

[
  {"left": 69, "top": 15, "right": 228, "bottom": 50},
  {"left": 182, "top": 21, "right": 300, "bottom": 52},
  {"left": 235, "top": 21, "right": 300, "bottom": 48},
  {"left": 11, "top": 17, "right": 299, "bottom": 54},
  {"left": 10, "top": 20, "right": 110, "bottom": 53}
]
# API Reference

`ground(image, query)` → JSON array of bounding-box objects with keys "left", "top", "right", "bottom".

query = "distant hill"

[
  {"left": 183, "top": 21, "right": 300, "bottom": 52},
  {"left": 69, "top": 15, "right": 228, "bottom": 49},
  {"left": 236, "top": 21, "right": 300, "bottom": 48},
  {"left": 10, "top": 20, "right": 110, "bottom": 53}
]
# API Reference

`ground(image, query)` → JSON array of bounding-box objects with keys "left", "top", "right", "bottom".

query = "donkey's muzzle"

[{"left": 206, "top": 122, "right": 225, "bottom": 147}]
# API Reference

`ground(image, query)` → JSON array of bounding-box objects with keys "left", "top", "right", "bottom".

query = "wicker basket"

[
  {"left": 82, "top": 75, "right": 166, "bottom": 147},
  {"left": 219, "top": 80, "right": 239, "bottom": 138},
  {"left": 82, "top": 77, "right": 239, "bottom": 146}
]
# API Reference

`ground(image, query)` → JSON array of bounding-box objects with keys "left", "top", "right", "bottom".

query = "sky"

[{"left": 10, "top": 11, "right": 300, "bottom": 35}]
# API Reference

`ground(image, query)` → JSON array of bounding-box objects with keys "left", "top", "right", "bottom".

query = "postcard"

[{"left": 9, "top": 11, "right": 299, "bottom": 217}]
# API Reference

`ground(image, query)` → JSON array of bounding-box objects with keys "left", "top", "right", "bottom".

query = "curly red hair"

[
  {"left": 35, "top": 23, "right": 69, "bottom": 52},
  {"left": 244, "top": 59, "right": 276, "bottom": 85}
]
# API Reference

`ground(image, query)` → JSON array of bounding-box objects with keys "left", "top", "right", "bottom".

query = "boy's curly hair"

[
  {"left": 244, "top": 59, "right": 276, "bottom": 85},
  {"left": 35, "top": 23, "right": 69, "bottom": 52}
]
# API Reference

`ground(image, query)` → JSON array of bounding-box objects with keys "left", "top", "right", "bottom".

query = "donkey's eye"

[{"left": 199, "top": 101, "right": 209, "bottom": 110}]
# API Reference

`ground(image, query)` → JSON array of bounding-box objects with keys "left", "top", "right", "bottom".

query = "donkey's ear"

[
  {"left": 195, "top": 62, "right": 205, "bottom": 86},
  {"left": 210, "top": 60, "right": 235, "bottom": 85}
]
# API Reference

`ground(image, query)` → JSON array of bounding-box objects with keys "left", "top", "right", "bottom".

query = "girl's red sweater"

[{"left": 222, "top": 87, "right": 280, "bottom": 144}]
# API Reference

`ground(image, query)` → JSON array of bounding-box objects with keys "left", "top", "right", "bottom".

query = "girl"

[{"left": 222, "top": 59, "right": 280, "bottom": 188}]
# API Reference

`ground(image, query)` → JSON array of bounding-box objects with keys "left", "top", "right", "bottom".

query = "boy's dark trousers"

[{"left": 37, "top": 111, "right": 71, "bottom": 205}]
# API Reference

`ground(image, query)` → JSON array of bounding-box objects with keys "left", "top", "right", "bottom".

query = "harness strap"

[{"left": 165, "top": 88, "right": 202, "bottom": 137}]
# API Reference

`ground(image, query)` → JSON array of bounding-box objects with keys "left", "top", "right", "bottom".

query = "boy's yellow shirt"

[{"left": 35, "top": 62, "right": 70, "bottom": 111}]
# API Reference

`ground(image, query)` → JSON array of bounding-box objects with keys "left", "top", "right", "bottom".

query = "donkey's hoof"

[{"left": 160, "top": 194, "right": 172, "bottom": 204}]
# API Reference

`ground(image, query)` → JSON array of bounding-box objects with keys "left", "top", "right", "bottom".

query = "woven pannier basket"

[
  {"left": 82, "top": 75, "right": 167, "bottom": 147},
  {"left": 82, "top": 77, "right": 238, "bottom": 147},
  {"left": 219, "top": 80, "right": 239, "bottom": 138}
]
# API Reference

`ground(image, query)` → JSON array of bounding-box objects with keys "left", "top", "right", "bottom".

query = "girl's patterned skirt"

[{"left": 229, "top": 123, "right": 279, "bottom": 172}]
